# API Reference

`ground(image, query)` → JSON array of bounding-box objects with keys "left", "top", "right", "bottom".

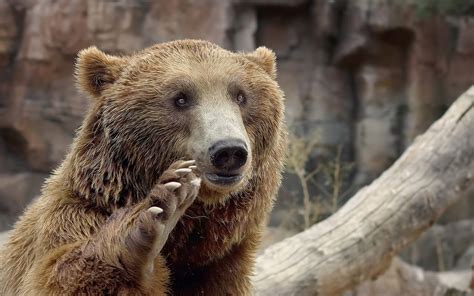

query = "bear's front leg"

[
  {"left": 92, "top": 160, "right": 201, "bottom": 283},
  {"left": 123, "top": 160, "right": 202, "bottom": 273},
  {"left": 27, "top": 160, "right": 200, "bottom": 295}
]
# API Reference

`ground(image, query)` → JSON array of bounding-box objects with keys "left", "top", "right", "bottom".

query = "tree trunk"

[
  {"left": 254, "top": 87, "right": 474, "bottom": 295},
  {"left": 347, "top": 257, "right": 473, "bottom": 296}
]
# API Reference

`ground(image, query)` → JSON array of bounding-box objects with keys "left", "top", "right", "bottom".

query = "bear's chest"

[{"left": 163, "top": 196, "right": 252, "bottom": 267}]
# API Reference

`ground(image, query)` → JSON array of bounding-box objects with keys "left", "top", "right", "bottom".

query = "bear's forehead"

[
  {"left": 123, "top": 49, "right": 249, "bottom": 87},
  {"left": 135, "top": 40, "right": 231, "bottom": 61},
  {"left": 128, "top": 41, "right": 242, "bottom": 71},
  {"left": 146, "top": 39, "right": 231, "bottom": 58}
]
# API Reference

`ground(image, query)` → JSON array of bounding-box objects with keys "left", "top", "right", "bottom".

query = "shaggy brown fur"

[{"left": 0, "top": 40, "right": 286, "bottom": 295}]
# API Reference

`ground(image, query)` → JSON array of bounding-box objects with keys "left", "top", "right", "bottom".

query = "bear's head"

[{"left": 74, "top": 40, "right": 285, "bottom": 205}]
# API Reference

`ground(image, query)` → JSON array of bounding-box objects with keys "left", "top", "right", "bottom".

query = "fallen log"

[
  {"left": 347, "top": 257, "right": 473, "bottom": 296},
  {"left": 254, "top": 87, "right": 474, "bottom": 295}
]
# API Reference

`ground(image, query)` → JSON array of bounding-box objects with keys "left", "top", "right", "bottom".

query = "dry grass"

[{"left": 283, "top": 133, "right": 354, "bottom": 231}]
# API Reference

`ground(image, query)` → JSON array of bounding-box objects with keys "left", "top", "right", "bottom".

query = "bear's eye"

[
  {"left": 236, "top": 92, "right": 247, "bottom": 105},
  {"left": 174, "top": 93, "right": 189, "bottom": 108}
]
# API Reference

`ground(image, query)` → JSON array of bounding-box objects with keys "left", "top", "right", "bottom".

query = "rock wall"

[{"left": 1, "top": 0, "right": 474, "bottom": 230}]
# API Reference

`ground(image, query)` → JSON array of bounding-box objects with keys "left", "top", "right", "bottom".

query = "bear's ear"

[
  {"left": 244, "top": 47, "right": 277, "bottom": 79},
  {"left": 75, "top": 46, "right": 124, "bottom": 98}
]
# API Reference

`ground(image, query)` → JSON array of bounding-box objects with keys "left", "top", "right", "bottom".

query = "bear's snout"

[
  {"left": 187, "top": 102, "right": 252, "bottom": 191},
  {"left": 209, "top": 139, "right": 248, "bottom": 172}
]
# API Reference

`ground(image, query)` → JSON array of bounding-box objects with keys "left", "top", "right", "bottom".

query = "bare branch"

[{"left": 254, "top": 87, "right": 474, "bottom": 295}]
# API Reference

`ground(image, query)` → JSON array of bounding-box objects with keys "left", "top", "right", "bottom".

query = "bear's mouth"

[{"left": 205, "top": 173, "right": 243, "bottom": 186}]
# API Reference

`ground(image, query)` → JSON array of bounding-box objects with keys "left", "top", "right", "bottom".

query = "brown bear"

[{"left": 0, "top": 39, "right": 286, "bottom": 295}]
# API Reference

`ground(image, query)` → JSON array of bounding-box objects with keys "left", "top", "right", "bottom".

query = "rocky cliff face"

[{"left": 1, "top": 0, "right": 473, "bottom": 230}]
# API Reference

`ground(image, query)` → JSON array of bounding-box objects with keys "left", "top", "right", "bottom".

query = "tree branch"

[{"left": 254, "top": 87, "right": 474, "bottom": 295}]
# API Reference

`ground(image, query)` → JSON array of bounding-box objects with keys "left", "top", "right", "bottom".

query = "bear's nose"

[{"left": 209, "top": 139, "right": 248, "bottom": 172}]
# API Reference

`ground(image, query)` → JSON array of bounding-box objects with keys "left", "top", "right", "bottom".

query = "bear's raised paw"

[
  {"left": 153, "top": 159, "right": 201, "bottom": 215},
  {"left": 139, "top": 160, "right": 201, "bottom": 256}
]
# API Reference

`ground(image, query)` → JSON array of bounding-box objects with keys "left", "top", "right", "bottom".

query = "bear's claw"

[
  {"left": 164, "top": 182, "right": 182, "bottom": 191},
  {"left": 147, "top": 206, "right": 163, "bottom": 216},
  {"left": 178, "top": 160, "right": 196, "bottom": 168},
  {"left": 175, "top": 168, "right": 192, "bottom": 175}
]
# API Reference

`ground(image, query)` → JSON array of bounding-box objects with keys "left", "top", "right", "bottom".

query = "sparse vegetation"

[{"left": 284, "top": 133, "right": 354, "bottom": 231}]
